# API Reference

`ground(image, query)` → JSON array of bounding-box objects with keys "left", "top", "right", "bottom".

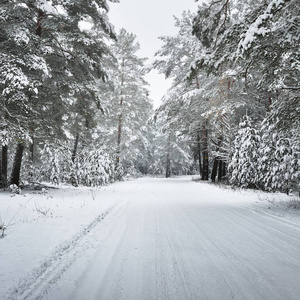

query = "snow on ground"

[{"left": 0, "top": 176, "right": 300, "bottom": 300}]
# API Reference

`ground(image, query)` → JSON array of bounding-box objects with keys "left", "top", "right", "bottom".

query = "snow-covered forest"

[
  {"left": 1, "top": 1, "right": 300, "bottom": 299},
  {"left": 0, "top": 0, "right": 299, "bottom": 194}
]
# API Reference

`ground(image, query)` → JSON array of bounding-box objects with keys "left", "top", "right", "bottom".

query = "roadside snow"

[
  {"left": 1, "top": 177, "right": 299, "bottom": 300},
  {"left": 0, "top": 182, "right": 124, "bottom": 297}
]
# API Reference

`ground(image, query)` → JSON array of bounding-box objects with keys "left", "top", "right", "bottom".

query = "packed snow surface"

[{"left": 1, "top": 177, "right": 300, "bottom": 300}]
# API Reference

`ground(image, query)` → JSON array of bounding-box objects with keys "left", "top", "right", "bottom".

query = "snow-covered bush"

[
  {"left": 257, "top": 95, "right": 300, "bottom": 194},
  {"left": 228, "top": 97, "right": 299, "bottom": 195},
  {"left": 9, "top": 184, "right": 21, "bottom": 194},
  {"left": 38, "top": 143, "right": 72, "bottom": 185},
  {"left": 72, "top": 149, "right": 115, "bottom": 187},
  {"left": 114, "top": 163, "right": 124, "bottom": 182},
  {"left": 19, "top": 140, "right": 122, "bottom": 187},
  {"left": 123, "top": 163, "right": 142, "bottom": 179},
  {"left": 258, "top": 125, "right": 299, "bottom": 194},
  {"left": 228, "top": 116, "right": 261, "bottom": 188}
]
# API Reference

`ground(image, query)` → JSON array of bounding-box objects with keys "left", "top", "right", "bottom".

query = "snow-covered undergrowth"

[
  {"left": 0, "top": 182, "right": 124, "bottom": 297},
  {"left": 192, "top": 177, "right": 300, "bottom": 222}
]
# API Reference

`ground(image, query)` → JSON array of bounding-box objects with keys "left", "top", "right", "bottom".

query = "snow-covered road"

[{"left": 3, "top": 177, "right": 300, "bottom": 300}]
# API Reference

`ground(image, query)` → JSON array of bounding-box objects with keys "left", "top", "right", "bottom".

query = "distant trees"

[
  {"left": 153, "top": 11, "right": 208, "bottom": 178},
  {"left": 153, "top": 91, "right": 193, "bottom": 177},
  {"left": 95, "top": 29, "right": 153, "bottom": 176}
]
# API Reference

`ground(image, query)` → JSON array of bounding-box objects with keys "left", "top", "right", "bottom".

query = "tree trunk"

[
  {"left": 29, "top": 136, "right": 34, "bottom": 163},
  {"left": 165, "top": 134, "right": 171, "bottom": 178},
  {"left": 10, "top": 141, "right": 24, "bottom": 186},
  {"left": 165, "top": 153, "right": 171, "bottom": 178},
  {"left": 1, "top": 145, "right": 8, "bottom": 187},
  {"left": 217, "top": 159, "right": 223, "bottom": 182},
  {"left": 116, "top": 60, "right": 125, "bottom": 166},
  {"left": 211, "top": 157, "right": 218, "bottom": 183},
  {"left": 197, "top": 131, "right": 202, "bottom": 176},
  {"left": 116, "top": 112, "right": 122, "bottom": 165},
  {"left": 36, "top": 9, "right": 44, "bottom": 36},
  {"left": 71, "top": 133, "right": 79, "bottom": 163},
  {"left": 195, "top": 78, "right": 204, "bottom": 178},
  {"left": 201, "top": 122, "right": 209, "bottom": 180},
  {"left": 211, "top": 136, "right": 222, "bottom": 182},
  {"left": 222, "top": 161, "right": 226, "bottom": 178}
]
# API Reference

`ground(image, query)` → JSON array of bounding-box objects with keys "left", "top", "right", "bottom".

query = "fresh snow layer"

[{"left": 1, "top": 177, "right": 300, "bottom": 300}]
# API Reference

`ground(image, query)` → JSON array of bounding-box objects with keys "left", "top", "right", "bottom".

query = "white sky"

[{"left": 108, "top": 0, "right": 199, "bottom": 108}]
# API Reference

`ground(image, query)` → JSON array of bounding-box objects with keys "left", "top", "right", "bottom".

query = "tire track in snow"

[
  {"left": 234, "top": 201, "right": 300, "bottom": 231},
  {"left": 163, "top": 206, "right": 195, "bottom": 300},
  {"left": 112, "top": 203, "right": 135, "bottom": 300},
  {"left": 209, "top": 208, "right": 300, "bottom": 299},
  {"left": 167, "top": 204, "right": 296, "bottom": 300},
  {"left": 155, "top": 207, "right": 174, "bottom": 300},
  {"left": 112, "top": 202, "right": 148, "bottom": 300},
  {"left": 154, "top": 200, "right": 200, "bottom": 300},
  {"left": 176, "top": 209, "right": 251, "bottom": 300},
  {"left": 154, "top": 208, "right": 169, "bottom": 300},
  {"left": 219, "top": 207, "right": 300, "bottom": 263},
  {"left": 194, "top": 213, "right": 272, "bottom": 299},
  {"left": 227, "top": 202, "right": 300, "bottom": 240},
  {"left": 4, "top": 200, "right": 124, "bottom": 300}
]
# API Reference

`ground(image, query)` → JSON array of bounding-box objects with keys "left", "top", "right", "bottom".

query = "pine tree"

[
  {"left": 228, "top": 116, "right": 261, "bottom": 188},
  {"left": 258, "top": 95, "right": 300, "bottom": 194},
  {"left": 153, "top": 91, "right": 193, "bottom": 177},
  {"left": 0, "top": 0, "right": 117, "bottom": 186},
  {"left": 153, "top": 11, "right": 212, "bottom": 179},
  {"left": 97, "top": 29, "right": 153, "bottom": 175}
]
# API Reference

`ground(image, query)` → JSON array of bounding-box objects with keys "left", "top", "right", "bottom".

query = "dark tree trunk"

[
  {"left": 222, "top": 161, "right": 226, "bottom": 178},
  {"left": 201, "top": 122, "right": 209, "bottom": 180},
  {"left": 211, "top": 136, "right": 223, "bottom": 182},
  {"left": 211, "top": 157, "right": 218, "bottom": 183},
  {"left": 197, "top": 131, "right": 202, "bottom": 176},
  {"left": 195, "top": 77, "right": 203, "bottom": 177},
  {"left": 1, "top": 145, "right": 8, "bottom": 187},
  {"left": 10, "top": 142, "right": 24, "bottom": 186},
  {"left": 165, "top": 152, "right": 171, "bottom": 178},
  {"left": 29, "top": 136, "right": 34, "bottom": 163},
  {"left": 36, "top": 10, "right": 44, "bottom": 36},
  {"left": 218, "top": 159, "right": 223, "bottom": 182},
  {"left": 29, "top": 143, "right": 34, "bottom": 162},
  {"left": 72, "top": 133, "right": 79, "bottom": 163}
]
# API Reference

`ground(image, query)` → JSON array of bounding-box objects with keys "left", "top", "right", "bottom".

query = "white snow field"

[{"left": 1, "top": 177, "right": 300, "bottom": 300}]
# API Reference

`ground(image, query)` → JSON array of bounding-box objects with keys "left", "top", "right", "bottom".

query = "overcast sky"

[{"left": 108, "top": 0, "right": 199, "bottom": 108}]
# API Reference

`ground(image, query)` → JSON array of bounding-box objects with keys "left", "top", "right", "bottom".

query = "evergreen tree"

[
  {"left": 229, "top": 116, "right": 261, "bottom": 188},
  {"left": 0, "top": 0, "right": 117, "bottom": 186},
  {"left": 97, "top": 29, "right": 153, "bottom": 175},
  {"left": 153, "top": 11, "right": 211, "bottom": 179},
  {"left": 258, "top": 95, "right": 300, "bottom": 194},
  {"left": 153, "top": 91, "right": 193, "bottom": 177}
]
